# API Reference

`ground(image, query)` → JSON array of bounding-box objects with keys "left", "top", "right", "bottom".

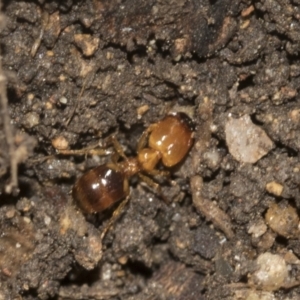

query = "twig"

[
  {"left": 65, "top": 68, "right": 94, "bottom": 126},
  {"left": 0, "top": 1, "right": 19, "bottom": 193},
  {"left": 0, "top": 51, "right": 18, "bottom": 194}
]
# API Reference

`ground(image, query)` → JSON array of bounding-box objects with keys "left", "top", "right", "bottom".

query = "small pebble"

[
  {"left": 172, "top": 213, "right": 181, "bottom": 222},
  {"left": 203, "top": 148, "right": 221, "bottom": 169},
  {"left": 283, "top": 250, "right": 300, "bottom": 265},
  {"left": 6, "top": 208, "right": 16, "bottom": 219},
  {"left": 16, "top": 197, "right": 32, "bottom": 212},
  {"left": 248, "top": 219, "right": 267, "bottom": 238},
  {"left": 225, "top": 114, "right": 273, "bottom": 164},
  {"left": 52, "top": 136, "right": 69, "bottom": 150},
  {"left": 265, "top": 203, "right": 299, "bottom": 238},
  {"left": 74, "top": 34, "right": 100, "bottom": 57},
  {"left": 118, "top": 256, "right": 128, "bottom": 265},
  {"left": 256, "top": 231, "right": 275, "bottom": 250},
  {"left": 44, "top": 215, "right": 51, "bottom": 226},
  {"left": 249, "top": 252, "right": 288, "bottom": 291},
  {"left": 137, "top": 104, "right": 149, "bottom": 119},
  {"left": 266, "top": 181, "right": 283, "bottom": 196},
  {"left": 59, "top": 96, "right": 68, "bottom": 105},
  {"left": 24, "top": 112, "right": 40, "bottom": 129},
  {"left": 23, "top": 217, "right": 31, "bottom": 223}
]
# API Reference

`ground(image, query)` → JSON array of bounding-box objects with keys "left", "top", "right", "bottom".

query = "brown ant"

[{"left": 60, "top": 112, "right": 194, "bottom": 237}]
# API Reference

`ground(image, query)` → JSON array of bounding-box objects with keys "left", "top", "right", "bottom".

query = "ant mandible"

[{"left": 61, "top": 112, "right": 194, "bottom": 236}]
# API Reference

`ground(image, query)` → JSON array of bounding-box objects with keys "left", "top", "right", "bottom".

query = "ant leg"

[
  {"left": 57, "top": 134, "right": 123, "bottom": 158},
  {"left": 100, "top": 177, "right": 130, "bottom": 239},
  {"left": 58, "top": 145, "right": 112, "bottom": 157},
  {"left": 147, "top": 169, "right": 170, "bottom": 178},
  {"left": 147, "top": 169, "right": 178, "bottom": 188},
  {"left": 100, "top": 195, "right": 130, "bottom": 240},
  {"left": 137, "top": 123, "right": 157, "bottom": 151},
  {"left": 106, "top": 136, "right": 127, "bottom": 160},
  {"left": 138, "top": 173, "right": 170, "bottom": 204},
  {"left": 111, "top": 151, "right": 120, "bottom": 164}
]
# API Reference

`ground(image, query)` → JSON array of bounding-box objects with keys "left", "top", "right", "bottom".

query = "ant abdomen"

[{"left": 72, "top": 164, "right": 129, "bottom": 214}]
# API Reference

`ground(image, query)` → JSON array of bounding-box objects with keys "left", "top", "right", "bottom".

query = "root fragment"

[{"left": 190, "top": 175, "right": 234, "bottom": 239}]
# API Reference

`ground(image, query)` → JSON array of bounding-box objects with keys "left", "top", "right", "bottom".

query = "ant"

[{"left": 60, "top": 112, "right": 194, "bottom": 237}]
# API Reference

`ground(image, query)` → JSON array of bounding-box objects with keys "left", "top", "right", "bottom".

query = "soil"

[{"left": 1, "top": 0, "right": 300, "bottom": 299}]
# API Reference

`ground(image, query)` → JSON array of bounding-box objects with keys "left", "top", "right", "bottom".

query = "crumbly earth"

[{"left": 1, "top": 0, "right": 300, "bottom": 299}]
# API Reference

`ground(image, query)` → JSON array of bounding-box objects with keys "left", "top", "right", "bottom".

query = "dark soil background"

[{"left": 1, "top": 0, "right": 300, "bottom": 299}]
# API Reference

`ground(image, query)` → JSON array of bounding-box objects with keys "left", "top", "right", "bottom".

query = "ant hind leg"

[
  {"left": 138, "top": 173, "right": 170, "bottom": 204},
  {"left": 100, "top": 195, "right": 130, "bottom": 240},
  {"left": 146, "top": 168, "right": 170, "bottom": 179}
]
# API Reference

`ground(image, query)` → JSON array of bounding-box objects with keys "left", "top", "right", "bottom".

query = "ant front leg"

[
  {"left": 105, "top": 135, "right": 128, "bottom": 163},
  {"left": 137, "top": 123, "right": 157, "bottom": 151},
  {"left": 57, "top": 144, "right": 112, "bottom": 157},
  {"left": 56, "top": 133, "right": 125, "bottom": 158}
]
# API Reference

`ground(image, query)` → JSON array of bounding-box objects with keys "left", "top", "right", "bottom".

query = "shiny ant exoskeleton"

[
  {"left": 60, "top": 112, "right": 194, "bottom": 236},
  {"left": 72, "top": 112, "right": 193, "bottom": 212}
]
